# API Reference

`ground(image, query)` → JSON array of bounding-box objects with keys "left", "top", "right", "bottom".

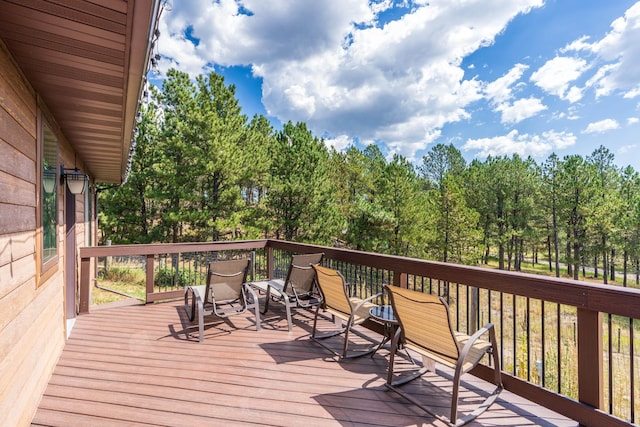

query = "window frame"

[{"left": 37, "top": 111, "right": 59, "bottom": 286}]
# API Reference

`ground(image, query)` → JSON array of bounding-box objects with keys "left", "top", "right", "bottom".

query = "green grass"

[{"left": 92, "top": 266, "right": 146, "bottom": 306}]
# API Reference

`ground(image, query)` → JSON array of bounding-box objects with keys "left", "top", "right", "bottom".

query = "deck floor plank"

[{"left": 32, "top": 299, "right": 576, "bottom": 426}]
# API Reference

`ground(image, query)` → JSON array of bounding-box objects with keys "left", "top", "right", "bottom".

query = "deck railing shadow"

[{"left": 79, "top": 239, "right": 640, "bottom": 427}]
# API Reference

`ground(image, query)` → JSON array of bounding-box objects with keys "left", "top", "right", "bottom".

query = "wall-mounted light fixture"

[{"left": 60, "top": 165, "right": 89, "bottom": 195}]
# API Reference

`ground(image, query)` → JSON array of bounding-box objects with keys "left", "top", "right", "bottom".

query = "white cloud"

[
  {"left": 462, "top": 129, "right": 576, "bottom": 158},
  {"left": 582, "top": 118, "right": 620, "bottom": 134},
  {"left": 628, "top": 117, "right": 640, "bottom": 125},
  {"left": 544, "top": 130, "right": 577, "bottom": 149},
  {"left": 324, "top": 134, "right": 353, "bottom": 151},
  {"left": 618, "top": 144, "right": 637, "bottom": 155},
  {"left": 496, "top": 97, "right": 547, "bottom": 124},
  {"left": 561, "top": 35, "right": 592, "bottom": 53},
  {"left": 157, "top": 0, "right": 544, "bottom": 161},
  {"left": 530, "top": 56, "right": 588, "bottom": 102},
  {"left": 485, "top": 63, "right": 529, "bottom": 104},
  {"left": 574, "top": 2, "right": 640, "bottom": 98}
]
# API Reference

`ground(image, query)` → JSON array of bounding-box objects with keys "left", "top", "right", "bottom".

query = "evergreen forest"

[{"left": 99, "top": 69, "right": 640, "bottom": 285}]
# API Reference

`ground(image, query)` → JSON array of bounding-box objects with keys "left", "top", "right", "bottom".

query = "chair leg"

[
  {"left": 387, "top": 330, "right": 428, "bottom": 386},
  {"left": 450, "top": 365, "right": 463, "bottom": 424},
  {"left": 283, "top": 295, "right": 292, "bottom": 332},
  {"left": 341, "top": 318, "right": 352, "bottom": 358},
  {"left": 261, "top": 284, "right": 271, "bottom": 315},
  {"left": 197, "top": 297, "right": 204, "bottom": 343},
  {"left": 244, "top": 285, "right": 261, "bottom": 331},
  {"left": 184, "top": 288, "right": 196, "bottom": 322},
  {"left": 387, "top": 329, "right": 400, "bottom": 384},
  {"left": 312, "top": 305, "right": 320, "bottom": 338}
]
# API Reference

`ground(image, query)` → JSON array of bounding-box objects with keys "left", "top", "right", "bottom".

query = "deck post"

[
  {"left": 79, "top": 256, "right": 91, "bottom": 314},
  {"left": 393, "top": 271, "right": 408, "bottom": 289},
  {"left": 577, "top": 307, "right": 603, "bottom": 425},
  {"left": 145, "top": 254, "right": 155, "bottom": 303},
  {"left": 267, "top": 246, "right": 274, "bottom": 279}
]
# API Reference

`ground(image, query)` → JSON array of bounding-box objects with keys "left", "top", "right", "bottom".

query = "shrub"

[
  {"left": 154, "top": 267, "right": 203, "bottom": 287},
  {"left": 100, "top": 266, "right": 144, "bottom": 284}
]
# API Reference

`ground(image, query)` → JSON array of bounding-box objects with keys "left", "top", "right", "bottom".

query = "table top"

[{"left": 369, "top": 305, "right": 397, "bottom": 323}]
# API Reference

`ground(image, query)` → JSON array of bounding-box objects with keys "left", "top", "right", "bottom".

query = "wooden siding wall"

[{"left": 0, "top": 37, "right": 88, "bottom": 426}]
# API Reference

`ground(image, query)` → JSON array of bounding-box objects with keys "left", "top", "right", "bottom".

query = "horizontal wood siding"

[{"left": 0, "top": 37, "right": 66, "bottom": 427}]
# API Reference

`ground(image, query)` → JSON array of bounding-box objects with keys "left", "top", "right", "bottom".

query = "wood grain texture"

[
  {"left": 31, "top": 300, "right": 576, "bottom": 426},
  {"left": 0, "top": 278, "right": 64, "bottom": 426}
]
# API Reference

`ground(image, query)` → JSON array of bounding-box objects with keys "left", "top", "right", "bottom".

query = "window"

[{"left": 42, "top": 123, "right": 58, "bottom": 265}]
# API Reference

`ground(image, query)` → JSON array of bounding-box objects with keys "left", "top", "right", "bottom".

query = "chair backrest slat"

[
  {"left": 283, "top": 253, "right": 323, "bottom": 295},
  {"left": 386, "top": 285, "right": 459, "bottom": 364},
  {"left": 206, "top": 259, "right": 250, "bottom": 303},
  {"left": 313, "top": 265, "right": 352, "bottom": 316}
]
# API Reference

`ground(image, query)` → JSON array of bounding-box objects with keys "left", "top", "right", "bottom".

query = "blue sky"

[{"left": 153, "top": 0, "right": 640, "bottom": 171}]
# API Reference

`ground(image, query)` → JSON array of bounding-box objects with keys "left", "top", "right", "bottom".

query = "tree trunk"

[
  {"left": 566, "top": 240, "right": 572, "bottom": 276},
  {"left": 547, "top": 235, "right": 553, "bottom": 272},
  {"left": 572, "top": 228, "right": 580, "bottom": 280},
  {"left": 610, "top": 248, "right": 615, "bottom": 282},
  {"left": 623, "top": 249, "right": 628, "bottom": 287},
  {"left": 602, "top": 235, "right": 608, "bottom": 284}
]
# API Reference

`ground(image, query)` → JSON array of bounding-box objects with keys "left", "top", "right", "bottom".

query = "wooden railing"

[{"left": 79, "top": 239, "right": 640, "bottom": 427}]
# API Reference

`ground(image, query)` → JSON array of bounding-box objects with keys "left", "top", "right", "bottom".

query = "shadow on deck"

[{"left": 32, "top": 298, "right": 577, "bottom": 426}]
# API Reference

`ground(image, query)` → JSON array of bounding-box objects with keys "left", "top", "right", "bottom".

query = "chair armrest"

[
  {"left": 351, "top": 292, "right": 383, "bottom": 312},
  {"left": 456, "top": 323, "right": 495, "bottom": 370}
]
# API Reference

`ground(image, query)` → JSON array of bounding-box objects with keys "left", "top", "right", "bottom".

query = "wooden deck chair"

[
  {"left": 384, "top": 285, "right": 503, "bottom": 426},
  {"left": 249, "top": 253, "right": 324, "bottom": 331},
  {"left": 311, "top": 265, "right": 382, "bottom": 359},
  {"left": 184, "top": 259, "right": 260, "bottom": 342}
]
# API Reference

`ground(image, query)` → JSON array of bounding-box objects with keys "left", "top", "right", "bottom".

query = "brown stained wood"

[
  {"left": 80, "top": 240, "right": 640, "bottom": 320},
  {"left": 0, "top": 20, "right": 124, "bottom": 62},
  {"left": 64, "top": 118, "right": 123, "bottom": 132},
  {"left": 33, "top": 300, "right": 576, "bottom": 427},
  {"left": 1, "top": 0, "right": 126, "bottom": 36},
  {"left": 0, "top": 203, "right": 35, "bottom": 235},
  {"left": 0, "top": 105, "right": 36, "bottom": 160},
  {"left": 16, "top": 55, "right": 124, "bottom": 88},
  {"left": 577, "top": 308, "right": 603, "bottom": 409},
  {"left": 8, "top": 230, "right": 35, "bottom": 262},
  {"left": 0, "top": 0, "right": 158, "bottom": 183},
  {"left": 36, "top": 0, "right": 127, "bottom": 24},
  {"left": 3, "top": 299, "right": 65, "bottom": 426},
  {"left": 0, "top": 169, "right": 36, "bottom": 207},
  {"left": 0, "top": 11, "right": 124, "bottom": 53},
  {"left": 0, "top": 279, "right": 61, "bottom": 389},
  {"left": 0, "top": 141, "right": 36, "bottom": 183},
  {"left": 84, "top": 0, "right": 128, "bottom": 14},
  {"left": 0, "top": 234, "right": 10, "bottom": 267},
  {"left": 0, "top": 44, "right": 37, "bottom": 137},
  {"left": 8, "top": 40, "right": 124, "bottom": 75},
  {"left": 80, "top": 241, "right": 270, "bottom": 258}
]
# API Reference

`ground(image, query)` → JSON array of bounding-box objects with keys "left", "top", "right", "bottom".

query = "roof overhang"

[{"left": 0, "top": 0, "right": 161, "bottom": 183}]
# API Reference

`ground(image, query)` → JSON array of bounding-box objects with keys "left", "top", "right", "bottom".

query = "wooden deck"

[{"left": 32, "top": 298, "right": 577, "bottom": 426}]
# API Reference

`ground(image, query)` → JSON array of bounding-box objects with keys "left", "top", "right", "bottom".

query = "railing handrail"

[
  {"left": 267, "top": 239, "right": 640, "bottom": 319},
  {"left": 80, "top": 240, "right": 268, "bottom": 258},
  {"left": 82, "top": 239, "right": 640, "bottom": 318},
  {"left": 79, "top": 238, "right": 639, "bottom": 426}
]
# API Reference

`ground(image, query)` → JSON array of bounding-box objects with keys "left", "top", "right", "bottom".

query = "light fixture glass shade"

[
  {"left": 65, "top": 171, "right": 88, "bottom": 195},
  {"left": 43, "top": 168, "right": 56, "bottom": 193}
]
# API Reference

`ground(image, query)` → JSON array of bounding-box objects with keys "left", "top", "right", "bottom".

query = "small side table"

[{"left": 369, "top": 305, "right": 399, "bottom": 356}]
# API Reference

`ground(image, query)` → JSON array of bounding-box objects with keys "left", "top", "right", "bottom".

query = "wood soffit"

[{"left": 0, "top": 0, "right": 160, "bottom": 183}]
